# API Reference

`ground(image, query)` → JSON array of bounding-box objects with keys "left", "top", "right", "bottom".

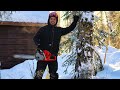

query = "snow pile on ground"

[
  {"left": 95, "top": 46, "right": 120, "bottom": 79},
  {"left": 0, "top": 59, "right": 37, "bottom": 79}
]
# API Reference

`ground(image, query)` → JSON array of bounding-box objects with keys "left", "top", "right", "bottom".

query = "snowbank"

[
  {"left": 96, "top": 46, "right": 120, "bottom": 79},
  {"left": 1, "top": 59, "right": 37, "bottom": 79}
]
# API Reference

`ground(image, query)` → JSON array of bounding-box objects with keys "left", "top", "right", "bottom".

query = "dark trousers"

[{"left": 34, "top": 60, "right": 58, "bottom": 79}]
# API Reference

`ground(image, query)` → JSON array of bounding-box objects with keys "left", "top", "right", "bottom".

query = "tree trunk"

[{"left": 74, "top": 11, "right": 103, "bottom": 79}]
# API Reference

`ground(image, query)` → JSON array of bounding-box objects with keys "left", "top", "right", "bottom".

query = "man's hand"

[{"left": 73, "top": 15, "right": 79, "bottom": 22}]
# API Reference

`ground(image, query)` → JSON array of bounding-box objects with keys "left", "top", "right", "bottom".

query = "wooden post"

[{"left": 104, "top": 46, "right": 108, "bottom": 64}]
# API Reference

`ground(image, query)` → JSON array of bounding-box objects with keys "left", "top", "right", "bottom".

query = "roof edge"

[{"left": 0, "top": 21, "right": 47, "bottom": 27}]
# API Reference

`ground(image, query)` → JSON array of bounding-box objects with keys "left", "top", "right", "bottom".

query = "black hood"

[{"left": 47, "top": 16, "right": 58, "bottom": 27}]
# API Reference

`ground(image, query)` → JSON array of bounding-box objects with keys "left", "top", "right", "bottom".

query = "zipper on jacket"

[{"left": 50, "top": 27, "right": 54, "bottom": 52}]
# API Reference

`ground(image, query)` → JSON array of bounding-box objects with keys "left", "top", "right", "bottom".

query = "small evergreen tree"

[{"left": 60, "top": 11, "right": 104, "bottom": 79}]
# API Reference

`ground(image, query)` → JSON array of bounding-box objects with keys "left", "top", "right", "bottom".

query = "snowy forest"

[{"left": 0, "top": 11, "right": 120, "bottom": 79}]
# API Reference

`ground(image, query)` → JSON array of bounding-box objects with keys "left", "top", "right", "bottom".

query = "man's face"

[{"left": 49, "top": 17, "right": 57, "bottom": 26}]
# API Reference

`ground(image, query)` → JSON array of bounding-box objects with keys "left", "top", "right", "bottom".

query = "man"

[{"left": 33, "top": 12, "right": 79, "bottom": 79}]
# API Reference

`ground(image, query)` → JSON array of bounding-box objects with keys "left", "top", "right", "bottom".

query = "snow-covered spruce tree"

[
  {"left": 0, "top": 11, "right": 15, "bottom": 20},
  {"left": 61, "top": 11, "right": 103, "bottom": 79}
]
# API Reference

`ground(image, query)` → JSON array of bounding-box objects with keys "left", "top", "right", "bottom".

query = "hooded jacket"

[{"left": 33, "top": 15, "right": 79, "bottom": 56}]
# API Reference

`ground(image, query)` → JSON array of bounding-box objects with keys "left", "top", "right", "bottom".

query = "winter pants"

[{"left": 34, "top": 60, "right": 58, "bottom": 79}]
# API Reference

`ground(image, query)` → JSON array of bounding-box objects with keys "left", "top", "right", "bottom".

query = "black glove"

[{"left": 73, "top": 15, "right": 79, "bottom": 22}]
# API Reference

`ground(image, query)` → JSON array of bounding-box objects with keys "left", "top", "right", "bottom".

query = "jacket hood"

[{"left": 47, "top": 12, "right": 58, "bottom": 27}]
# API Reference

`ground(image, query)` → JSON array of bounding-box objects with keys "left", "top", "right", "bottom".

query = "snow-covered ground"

[
  {"left": 0, "top": 53, "right": 73, "bottom": 79},
  {"left": 0, "top": 46, "right": 120, "bottom": 79},
  {"left": 95, "top": 46, "right": 120, "bottom": 79}
]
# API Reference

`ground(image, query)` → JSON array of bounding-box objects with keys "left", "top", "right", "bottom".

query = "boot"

[
  {"left": 34, "top": 70, "right": 44, "bottom": 79},
  {"left": 50, "top": 73, "right": 58, "bottom": 79}
]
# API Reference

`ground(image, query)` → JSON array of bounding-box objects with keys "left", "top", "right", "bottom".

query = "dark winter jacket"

[{"left": 33, "top": 16, "right": 79, "bottom": 56}]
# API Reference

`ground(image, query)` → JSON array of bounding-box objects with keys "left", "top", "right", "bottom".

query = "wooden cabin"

[{"left": 0, "top": 21, "right": 47, "bottom": 69}]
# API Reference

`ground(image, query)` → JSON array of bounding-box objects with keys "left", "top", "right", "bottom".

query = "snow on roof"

[{"left": 0, "top": 11, "right": 49, "bottom": 23}]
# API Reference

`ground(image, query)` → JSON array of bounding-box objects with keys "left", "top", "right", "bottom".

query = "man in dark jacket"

[{"left": 33, "top": 12, "right": 79, "bottom": 79}]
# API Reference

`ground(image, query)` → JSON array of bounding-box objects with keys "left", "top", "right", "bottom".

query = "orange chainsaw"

[{"left": 35, "top": 49, "right": 56, "bottom": 61}]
